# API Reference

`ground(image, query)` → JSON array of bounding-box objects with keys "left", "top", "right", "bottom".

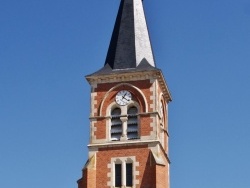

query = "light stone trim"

[
  {"left": 149, "top": 79, "right": 156, "bottom": 111},
  {"left": 106, "top": 116, "right": 111, "bottom": 142},
  {"left": 120, "top": 116, "right": 128, "bottom": 141},
  {"left": 88, "top": 73, "right": 156, "bottom": 84},
  {"left": 151, "top": 114, "right": 157, "bottom": 139},
  {"left": 160, "top": 123, "right": 165, "bottom": 149},
  {"left": 148, "top": 142, "right": 160, "bottom": 156},
  {"left": 91, "top": 83, "right": 98, "bottom": 93},
  {"left": 107, "top": 156, "right": 139, "bottom": 188},
  {"left": 90, "top": 119, "right": 97, "bottom": 143},
  {"left": 158, "top": 92, "right": 165, "bottom": 148},
  {"left": 165, "top": 102, "right": 169, "bottom": 131},
  {"left": 91, "top": 138, "right": 107, "bottom": 144},
  {"left": 155, "top": 80, "right": 159, "bottom": 113},
  {"left": 91, "top": 92, "right": 98, "bottom": 116},
  {"left": 87, "top": 151, "right": 98, "bottom": 165},
  {"left": 88, "top": 140, "right": 160, "bottom": 149},
  {"left": 84, "top": 153, "right": 96, "bottom": 170}
]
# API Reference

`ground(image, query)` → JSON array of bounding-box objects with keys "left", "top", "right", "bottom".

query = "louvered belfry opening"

[
  {"left": 127, "top": 106, "right": 139, "bottom": 140},
  {"left": 111, "top": 108, "right": 122, "bottom": 141}
]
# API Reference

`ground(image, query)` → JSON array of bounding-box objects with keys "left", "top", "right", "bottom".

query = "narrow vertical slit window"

[
  {"left": 115, "top": 164, "right": 122, "bottom": 187},
  {"left": 126, "top": 163, "right": 133, "bottom": 186},
  {"left": 127, "top": 106, "right": 138, "bottom": 139},
  {"left": 111, "top": 108, "right": 122, "bottom": 141}
]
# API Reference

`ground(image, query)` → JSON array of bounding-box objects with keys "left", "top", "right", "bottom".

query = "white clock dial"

[{"left": 115, "top": 90, "right": 132, "bottom": 106}]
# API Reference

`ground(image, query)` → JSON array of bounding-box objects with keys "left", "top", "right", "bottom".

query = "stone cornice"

[
  {"left": 88, "top": 140, "right": 159, "bottom": 149},
  {"left": 86, "top": 69, "right": 172, "bottom": 102},
  {"left": 88, "top": 140, "right": 171, "bottom": 164},
  {"left": 157, "top": 71, "right": 172, "bottom": 102},
  {"left": 89, "top": 111, "right": 163, "bottom": 120},
  {"left": 86, "top": 69, "right": 156, "bottom": 83}
]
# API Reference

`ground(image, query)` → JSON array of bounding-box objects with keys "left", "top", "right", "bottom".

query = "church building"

[{"left": 77, "top": 0, "right": 172, "bottom": 187}]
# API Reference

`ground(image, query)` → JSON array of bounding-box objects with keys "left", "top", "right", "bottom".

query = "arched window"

[
  {"left": 127, "top": 106, "right": 138, "bottom": 140},
  {"left": 110, "top": 157, "right": 137, "bottom": 187},
  {"left": 111, "top": 108, "right": 122, "bottom": 141}
]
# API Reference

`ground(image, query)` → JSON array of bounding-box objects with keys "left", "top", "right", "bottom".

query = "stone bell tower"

[{"left": 77, "top": 0, "right": 172, "bottom": 187}]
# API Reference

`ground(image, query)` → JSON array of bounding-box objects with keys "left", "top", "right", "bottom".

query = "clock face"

[{"left": 115, "top": 90, "right": 132, "bottom": 106}]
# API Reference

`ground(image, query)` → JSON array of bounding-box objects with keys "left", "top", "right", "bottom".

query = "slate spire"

[
  {"left": 105, "top": 0, "right": 155, "bottom": 70},
  {"left": 89, "top": 0, "right": 156, "bottom": 76}
]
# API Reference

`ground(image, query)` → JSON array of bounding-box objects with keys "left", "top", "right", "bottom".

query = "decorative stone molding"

[{"left": 86, "top": 70, "right": 172, "bottom": 102}]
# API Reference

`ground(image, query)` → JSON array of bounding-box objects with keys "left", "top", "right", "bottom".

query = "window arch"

[
  {"left": 110, "top": 108, "right": 122, "bottom": 141},
  {"left": 127, "top": 106, "right": 139, "bottom": 140}
]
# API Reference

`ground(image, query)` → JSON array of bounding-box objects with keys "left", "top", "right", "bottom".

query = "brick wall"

[
  {"left": 96, "top": 145, "right": 156, "bottom": 188},
  {"left": 92, "top": 80, "right": 154, "bottom": 141}
]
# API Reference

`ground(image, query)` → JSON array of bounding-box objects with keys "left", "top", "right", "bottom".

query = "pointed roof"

[{"left": 89, "top": 0, "right": 157, "bottom": 76}]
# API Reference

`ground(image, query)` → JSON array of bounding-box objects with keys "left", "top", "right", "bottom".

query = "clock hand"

[
  {"left": 123, "top": 97, "right": 129, "bottom": 101},
  {"left": 122, "top": 93, "right": 127, "bottom": 99}
]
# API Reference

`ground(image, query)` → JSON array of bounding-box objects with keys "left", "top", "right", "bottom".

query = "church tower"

[{"left": 77, "top": 0, "right": 172, "bottom": 187}]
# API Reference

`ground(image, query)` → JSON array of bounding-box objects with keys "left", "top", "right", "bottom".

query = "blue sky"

[{"left": 0, "top": 0, "right": 250, "bottom": 187}]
